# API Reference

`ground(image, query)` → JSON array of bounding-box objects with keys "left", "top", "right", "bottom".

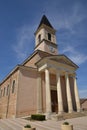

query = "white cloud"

[
  {"left": 79, "top": 89, "right": 87, "bottom": 98},
  {"left": 62, "top": 46, "right": 87, "bottom": 65},
  {"left": 62, "top": 46, "right": 74, "bottom": 54},
  {"left": 13, "top": 24, "right": 37, "bottom": 61},
  {"left": 70, "top": 54, "right": 87, "bottom": 65},
  {"left": 55, "top": 3, "right": 87, "bottom": 65},
  {"left": 49, "top": 2, "right": 87, "bottom": 35}
]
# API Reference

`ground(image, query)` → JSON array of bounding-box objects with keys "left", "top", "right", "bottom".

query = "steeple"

[
  {"left": 34, "top": 15, "right": 58, "bottom": 55},
  {"left": 37, "top": 15, "right": 54, "bottom": 30}
]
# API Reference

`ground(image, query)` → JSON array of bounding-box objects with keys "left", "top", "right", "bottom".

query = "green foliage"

[
  {"left": 31, "top": 114, "right": 45, "bottom": 121},
  {"left": 24, "top": 124, "right": 31, "bottom": 128},
  {"left": 63, "top": 122, "right": 69, "bottom": 125}
]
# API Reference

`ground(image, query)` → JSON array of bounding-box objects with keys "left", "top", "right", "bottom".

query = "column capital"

[
  {"left": 71, "top": 74, "right": 78, "bottom": 80},
  {"left": 56, "top": 69, "right": 63, "bottom": 76},
  {"left": 56, "top": 72, "right": 60, "bottom": 77},
  {"left": 45, "top": 67, "right": 50, "bottom": 72},
  {"left": 65, "top": 71, "right": 69, "bottom": 78},
  {"left": 72, "top": 72, "right": 76, "bottom": 76}
]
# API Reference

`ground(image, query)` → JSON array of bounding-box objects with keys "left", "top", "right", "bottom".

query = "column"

[
  {"left": 73, "top": 76, "right": 81, "bottom": 112},
  {"left": 45, "top": 69, "right": 52, "bottom": 114},
  {"left": 56, "top": 73, "right": 63, "bottom": 114},
  {"left": 65, "top": 73, "right": 73, "bottom": 113},
  {"left": 37, "top": 74, "right": 42, "bottom": 113}
]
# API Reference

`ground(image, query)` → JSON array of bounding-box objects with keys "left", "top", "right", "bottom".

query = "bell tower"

[{"left": 34, "top": 15, "right": 58, "bottom": 55}]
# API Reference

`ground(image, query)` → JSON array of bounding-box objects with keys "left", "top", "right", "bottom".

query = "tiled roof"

[{"left": 80, "top": 98, "right": 87, "bottom": 104}]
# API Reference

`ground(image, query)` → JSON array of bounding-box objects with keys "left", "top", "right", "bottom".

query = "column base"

[
  {"left": 58, "top": 111, "right": 64, "bottom": 115},
  {"left": 45, "top": 112, "right": 52, "bottom": 119},
  {"left": 77, "top": 109, "right": 81, "bottom": 112},
  {"left": 68, "top": 110, "right": 73, "bottom": 113},
  {"left": 37, "top": 110, "right": 42, "bottom": 114}
]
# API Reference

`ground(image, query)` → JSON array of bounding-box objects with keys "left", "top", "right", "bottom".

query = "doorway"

[{"left": 51, "top": 90, "right": 58, "bottom": 113}]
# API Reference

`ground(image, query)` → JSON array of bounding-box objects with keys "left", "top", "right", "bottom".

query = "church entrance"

[{"left": 51, "top": 90, "right": 58, "bottom": 113}]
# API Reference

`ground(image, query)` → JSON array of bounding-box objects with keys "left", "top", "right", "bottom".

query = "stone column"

[
  {"left": 45, "top": 69, "right": 52, "bottom": 114},
  {"left": 56, "top": 73, "right": 64, "bottom": 114},
  {"left": 65, "top": 73, "right": 73, "bottom": 113},
  {"left": 73, "top": 75, "right": 81, "bottom": 112},
  {"left": 37, "top": 74, "right": 42, "bottom": 113}
]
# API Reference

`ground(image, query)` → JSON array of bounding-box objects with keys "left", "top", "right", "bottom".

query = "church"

[{"left": 0, "top": 15, "right": 81, "bottom": 119}]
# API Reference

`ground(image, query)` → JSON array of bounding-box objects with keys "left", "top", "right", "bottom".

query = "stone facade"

[
  {"left": 0, "top": 15, "right": 81, "bottom": 119},
  {"left": 80, "top": 99, "right": 87, "bottom": 111}
]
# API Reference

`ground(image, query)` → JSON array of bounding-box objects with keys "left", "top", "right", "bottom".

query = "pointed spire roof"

[{"left": 37, "top": 15, "right": 54, "bottom": 29}]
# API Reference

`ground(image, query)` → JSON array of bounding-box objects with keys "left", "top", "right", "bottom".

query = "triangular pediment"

[{"left": 45, "top": 55, "right": 79, "bottom": 69}]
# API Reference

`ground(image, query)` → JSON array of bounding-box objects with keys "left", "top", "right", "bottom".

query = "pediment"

[{"left": 46, "top": 55, "right": 79, "bottom": 69}]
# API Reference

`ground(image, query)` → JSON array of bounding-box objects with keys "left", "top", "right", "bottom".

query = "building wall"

[
  {"left": 35, "top": 41, "right": 45, "bottom": 52},
  {"left": 0, "top": 70, "right": 19, "bottom": 118},
  {"left": 16, "top": 67, "right": 38, "bottom": 117},
  {"left": 24, "top": 53, "right": 40, "bottom": 68},
  {"left": 35, "top": 28, "right": 45, "bottom": 46},
  {"left": 81, "top": 100, "right": 87, "bottom": 110}
]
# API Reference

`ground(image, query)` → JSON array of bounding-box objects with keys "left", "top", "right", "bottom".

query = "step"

[{"left": 51, "top": 111, "right": 87, "bottom": 120}]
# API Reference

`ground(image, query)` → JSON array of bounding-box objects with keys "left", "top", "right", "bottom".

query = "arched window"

[
  {"left": 12, "top": 80, "right": 15, "bottom": 93},
  {"left": 38, "top": 34, "right": 41, "bottom": 43},
  {"left": 48, "top": 33, "right": 51, "bottom": 41}
]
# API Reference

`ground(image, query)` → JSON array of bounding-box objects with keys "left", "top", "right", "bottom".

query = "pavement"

[{"left": 0, "top": 116, "right": 87, "bottom": 130}]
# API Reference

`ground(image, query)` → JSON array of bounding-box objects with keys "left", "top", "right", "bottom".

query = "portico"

[{"left": 36, "top": 55, "right": 81, "bottom": 115}]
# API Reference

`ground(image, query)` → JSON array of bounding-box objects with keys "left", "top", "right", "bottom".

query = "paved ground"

[{"left": 0, "top": 116, "right": 87, "bottom": 130}]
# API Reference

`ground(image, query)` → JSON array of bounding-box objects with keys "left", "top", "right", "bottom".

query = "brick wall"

[
  {"left": 16, "top": 67, "right": 38, "bottom": 117},
  {"left": 0, "top": 70, "right": 19, "bottom": 118}
]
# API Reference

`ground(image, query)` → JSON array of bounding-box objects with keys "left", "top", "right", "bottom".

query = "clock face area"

[{"left": 49, "top": 45, "right": 55, "bottom": 53}]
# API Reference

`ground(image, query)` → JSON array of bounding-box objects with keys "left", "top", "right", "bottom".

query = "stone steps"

[
  {"left": 0, "top": 116, "right": 87, "bottom": 130},
  {"left": 0, "top": 119, "right": 23, "bottom": 130},
  {"left": 63, "top": 112, "right": 86, "bottom": 119},
  {"left": 51, "top": 111, "right": 87, "bottom": 121}
]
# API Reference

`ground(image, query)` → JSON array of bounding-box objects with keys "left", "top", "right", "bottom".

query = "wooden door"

[{"left": 51, "top": 90, "right": 58, "bottom": 113}]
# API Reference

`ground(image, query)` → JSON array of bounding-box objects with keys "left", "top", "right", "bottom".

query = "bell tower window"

[
  {"left": 38, "top": 34, "right": 41, "bottom": 43},
  {"left": 48, "top": 33, "right": 51, "bottom": 41}
]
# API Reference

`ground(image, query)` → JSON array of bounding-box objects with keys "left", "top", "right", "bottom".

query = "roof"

[
  {"left": 0, "top": 65, "right": 20, "bottom": 85},
  {"left": 80, "top": 98, "right": 87, "bottom": 104},
  {"left": 0, "top": 65, "right": 37, "bottom": 85},
  {"left": 0, "top": 50, "right": 53, "bottom": 85},
  {"left": 37, "top": 15, "right": 54, "bottom": 30},
  {"left": 22, "top": 49, "right": 53, "bottom": 65}
]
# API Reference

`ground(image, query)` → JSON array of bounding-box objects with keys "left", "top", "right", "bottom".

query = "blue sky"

[{"left": 0, "top": 0, "right": 87, "bottom": 98}]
